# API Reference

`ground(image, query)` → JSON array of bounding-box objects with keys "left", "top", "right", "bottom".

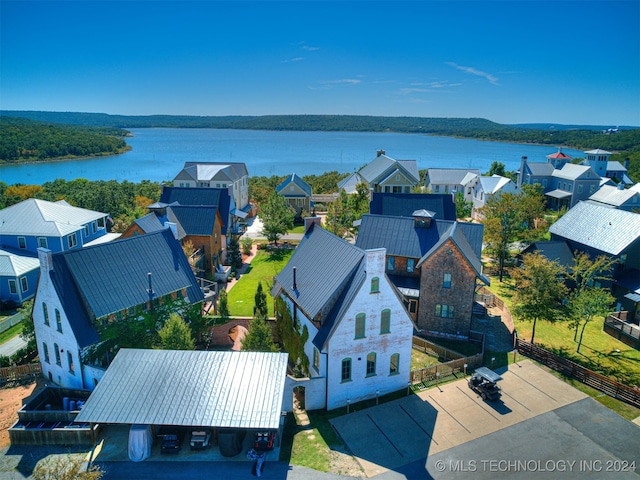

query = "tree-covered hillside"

[{"left": 0, "top": 116, "right": 129, "bottom": 163}]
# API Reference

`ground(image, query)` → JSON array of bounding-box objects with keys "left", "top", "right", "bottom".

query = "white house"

[
  {"left": 471, "top": 174, "right": 519, "bottom": 219},
  {"left": 272, "top": 220, "right": 415, "bottom": 411},
  {"left": 33, "top": 229, "right": 204, "bottom": 390}
]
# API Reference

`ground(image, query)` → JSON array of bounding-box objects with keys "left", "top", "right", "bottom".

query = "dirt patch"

[{"left": 0, "top": 378, "right": 46, "bottom": 448}]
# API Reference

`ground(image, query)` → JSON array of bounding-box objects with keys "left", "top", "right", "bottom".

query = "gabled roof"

[
  {"left": 549, "top": 202, "right": 640, "bottom": 255},
  {"left": 552, "top": 163, "right": 594, "bottom": 181},
  {"left": 416, "top": 223, "right": 490, "bottom": 285},
  {"left": 355, "top": 214, "right": 484, "bottom": 260},
  {"left": 426, "top": 169, "right": 480, "bottom": 185},
  {"left": 49, "top": 229, "right": 203, "bottom": 344},
  {"left": 547, "top": 149, "right": 572, "bottom": 160},
  {"left": 521, "top": 241, "right": 575, "bottom": 269},
  {"left": 606, "top": 161, "right": 628, "bottom": 173},
  {"left": 0, "top": 198, "right": 106, "bottom": 237},
  {"left": 134, "top": 212, "right": 166, "bottom": 234},
  {"left": 337, "top": 172, "right": 366, "bottom": 194},
  {"left": 369, "top": 192, "right": 457, "bottom": 220},
  {"left": 273, "top": 224, "right": 365, "bottom": 323},
  {"left": 173, "top": 162, "right": 248, "bottom": 183},
  {"left": 276, "top": 173, "right": 312, "bottom": 197},
  {"left": 160, "top": 187, "right": 230, "bottom": 235},
  {"left": 479, "top": 175, "right": 514, "bottom": 195},
  {"left": 0, "top": 249, "right": 40, "bottom": 276},
  {"left": 588, "top": 185, "right": 640, "bottom": 207},
  {"left": 524, "top": 162, "right": 555, "bottom": 176},
  {"left": 76, "top": 349, "right": 289, "bottom": 429},
  {"left": 167, "top": 206, "right": 218, "bottom": 236},
  {"left": 359, "top": 154, "right": 419, "bottom": 185}
]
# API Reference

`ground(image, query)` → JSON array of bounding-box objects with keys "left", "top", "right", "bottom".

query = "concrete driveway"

[{"left": 330, "top": 360, "right": 609, "bottom": 478}]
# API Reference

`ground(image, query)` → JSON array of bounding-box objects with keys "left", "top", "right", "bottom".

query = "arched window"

[
  {"left": 390, "top": 353, "right": 400, "bottom": 375},
  {"left": 371, "top": 277, "right": 380, "bottom": 293},
  {"left": 42, "top": 343, "right": 50, "bottom": 364},
  {"left": 366, "top": 352, "right": 376, "bottom": 377},
  {"left": 43, "top": 303, "right": 49, "bottom": 326},
  {"left": 380, "top": 309, "right": 391, "bottom": 334},
  {"left": 55, "top": 309, "right": 62, "bottom": 333},
  {"left": 355, "top": 313, "right": 366, "bottom": 339},
  {"left": 341, "top": 358, "right": 352, "bottom": 382},
  {"left": 54, "top": 343, "right": 61, "bottom": 366}
]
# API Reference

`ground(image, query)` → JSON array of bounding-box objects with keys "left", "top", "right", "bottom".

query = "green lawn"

[
  {"left": 410, "top": 347, "right": 441, "bottom": 370},
  {"left": 487, "top": 274, "right": 640, "bottom": 386},
  {"left": 226, "top": 249, "right": 294, "bottom": 317},
  {"left": 0, "top": 322, "right": 24, "bottom": 345}
]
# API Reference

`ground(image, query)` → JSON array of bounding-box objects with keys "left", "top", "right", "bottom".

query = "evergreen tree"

[
  {"left": 241, "top": 316, "right": 278, "bottom": 352},
  {"left": 218, "top": 288, "right": 230, "bottom": 320},
  {"left": 254, "top": 282, "right": 268, "bottom": 319},
  {"left": 227, "top": 234, "right": 243, "bottom": 270},
  {"left": 158, "top": 313, "right": 195, "bottom": 350},
  {"left": 260, "top": 191, "right": 295, "bottom": 244}
]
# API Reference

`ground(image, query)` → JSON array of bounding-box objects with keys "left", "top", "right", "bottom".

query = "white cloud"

[
  {"left": 446, "top": 62, "right": 499, "bottom": 85},
  {"left": 302, "top": 45, "right": 320, "bottom": 51},
  {"left": 282, "top": 57, "right": 305, "bottom": 63}
]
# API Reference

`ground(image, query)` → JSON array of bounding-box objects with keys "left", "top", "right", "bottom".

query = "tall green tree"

[
  {"left": 260, "top": 191, "right": 295, "bottom": 244},
  {"left": 218, "top": 288, "right": 230, "bottom": 320},
  {"left": 241, "top": 315, "right": 279, "bottom": 352},
  {"left": 487, "top": 161, "right": 506, "bottom": 177},
  {"left": 159, "top": 313, "right": 195, "bottom": 350},
  {"left": 569, "top": 287, "right": 614, "bottom": 353},
  {"left": 511, "top": 252, "right": 568, "bottom": 344},
  {"left": 455, "top": 191, "right": 473, "bottom": 219},
  {"left": 325, "top": 190, "right": 351, "bottom": 238},
  {"left": 481, "top": 192, "right": 524, "bottom": 282}
]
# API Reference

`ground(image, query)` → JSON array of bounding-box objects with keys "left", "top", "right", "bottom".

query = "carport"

[{"left": 75, "top": 349, "right": 289, "bottom": 460}]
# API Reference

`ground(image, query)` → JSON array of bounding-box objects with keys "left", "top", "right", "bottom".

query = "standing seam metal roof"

[
  {"left": 548, "top": 201, "right": 640, "bottom": 255},
  {"left": 75, "top": 349, "right": 289, "bottom": 429}
]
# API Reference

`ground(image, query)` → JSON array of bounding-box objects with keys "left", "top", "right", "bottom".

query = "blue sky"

[{"left": 1, "top": 1, "right": 639, "bottom": 126}]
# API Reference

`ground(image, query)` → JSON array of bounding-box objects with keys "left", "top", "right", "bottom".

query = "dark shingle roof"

[
  {"left": 369, "top": 192, "right": 456, "bottom": 220},
  {"left": 549, "top": 202, "right": 640, "bottom": 255},
  {"left": 51, "top": 229, "right": 203, "bottom": 330}
]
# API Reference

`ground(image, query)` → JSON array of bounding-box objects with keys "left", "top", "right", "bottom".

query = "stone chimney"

[
  {"left": 38, "top": 247, "right": 53, "bottom": 274},
  {"left": 304, "top": 216, "right": 322, "bottom": 233},
  {"left": 365, "top": 248, "right": 386, "bottom": 276},
  {"left": 164, "top": 221, "right": 179, "bottom": 240},
  {"left": 376, "top": 149, "right": 386, "bottom": 157}
]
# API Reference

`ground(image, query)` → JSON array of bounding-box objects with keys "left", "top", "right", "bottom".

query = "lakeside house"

[{"left": 338, "top": 150, "right": 420, "bottom": 194}]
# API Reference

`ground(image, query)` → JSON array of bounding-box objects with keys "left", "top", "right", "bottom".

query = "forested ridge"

[
  {"left": 1, "top": 111, "right": 638, "bottom": 179},
  {"left": 0, "top": 116, "right": 129, "bottom": 163}
]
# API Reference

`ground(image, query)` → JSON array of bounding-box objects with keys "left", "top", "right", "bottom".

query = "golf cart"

[
  {"left": 189, "top": 429, "right": 212, "bottom": 450},
  {"left": 468, "top": 367, "right": 502, "bottom": 400}
]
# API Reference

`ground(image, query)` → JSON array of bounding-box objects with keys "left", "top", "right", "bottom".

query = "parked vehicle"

[
  {"left": 189, "top": 429, "right": 212, "bottom": 450},
  {"left": 468, "top": 367, "right": 502, "bottom": 400},
  {"left": 253, "top": 430, "right": 275, "bottom": 451},
  {"left": 160, "top": 430, "right": 184, "bottom": 454}
]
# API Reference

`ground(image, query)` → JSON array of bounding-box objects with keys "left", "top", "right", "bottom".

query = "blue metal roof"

[
  {"left": 276, "top": 173, "right": 312, "bottom": 197},
  {"left": 369, "top": 192, "right": 456, "bottom": 220},
  {"left": 160, "top": 187, "right": 230, "bottom": 235},
  {"left": 167, "top": 206, "right": 218, "bottom": 236},
  {"left": 51, "top": 229, "right": 203, "bottom": 330},
  {"left": 521, "top": 241, "right": 575, "bottom": 269},
  {"left": 273, "top": 224, "right": 365, "bottom": 323},
  {"left": 355, "top": 214, "right": 484, "bottom": 261}
]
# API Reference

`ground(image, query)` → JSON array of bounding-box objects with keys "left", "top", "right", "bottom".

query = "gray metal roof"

[
  {"left": 548, "top": 201, "right": 640, "bottom": 255},
  {"left": 355, "top": 214, "right": 484, "bottom": 260},
  {"left": 552, "top": 164, "right": 593, "bottom": 180},
  {"left": 276, "top": 173, "right": 312, "bottom": 197},
  {"left": 175, "top": 162, "right": 248, "bottom": 183},
  {"left": 426, "top": 169, "right": 480, "bottom": 185},
  {"left": 545, "top": 189, "right": 572, "bottom": 199},
  {"left": 369, "top": 192, "right": 457, "bottom": 220},
  {"left": 524, "top": 162, "right": 555, "bottom": 176},
  {"left": 51, "top": 229, "right": 203, "bottom": 325},
  {"left": 76, "top": 349, "right": 289, "bottom": 429},
  {"left": 0, "top": 198, "right": 106, "bottom": 236},
  {"left": 359, "top": 154, "right": 419, "bottom": 185},
  {"left": 0, "top": 249, "right": 40, "bottom": 276},
  {"left": 589, "top": 185, "right": 640, "bottom": 207},
  {"left": 337, "top": 172, "right": 365, "bottom": 194},
  {"left": 272, "top": 223, "right": 365, "bottom": 322}
]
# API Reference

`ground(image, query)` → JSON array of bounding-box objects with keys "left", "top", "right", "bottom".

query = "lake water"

[{"left": 0, "top": 128, "right": 587, "bottom": 185}]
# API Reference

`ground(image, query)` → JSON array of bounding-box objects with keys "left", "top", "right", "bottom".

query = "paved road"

[{"left": 0, "top": 335, "right": 27, "bottom": 358}]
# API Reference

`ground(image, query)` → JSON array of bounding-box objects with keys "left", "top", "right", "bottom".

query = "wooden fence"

[
  {"left": 0, "top": 363, "right": 41, "bottom": 388},
  {"left": 603, "top": 315, "right": 640, "bottom": 350},
  {"left": 412, "top": 336, "right": 465, "bottom": 361},
  {"left": 516, "top": 339, "right": 640, "bottom": 409},
  {"left": 410, "top": 353, "right": 483, "bottom": 386}
]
